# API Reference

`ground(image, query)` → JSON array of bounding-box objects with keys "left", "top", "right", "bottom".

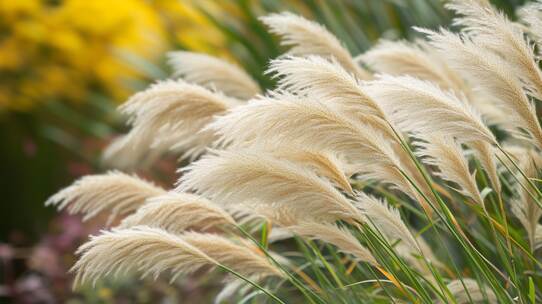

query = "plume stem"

[
  {"left": 233, "top": 224, "right": 327, "bottom": 304},
  {"left": 496, "top": 144, "right": 542, "bottom": 210},
  {"left": 217, "top": 263, "right": 286, "bottom": 304},
  {"left": 388, "top": 122, "right": 516, "bottom": 296}
]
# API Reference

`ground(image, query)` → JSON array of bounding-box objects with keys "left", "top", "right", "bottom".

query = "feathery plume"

[
  {"left": 104, "top": 80, "right": 239, "bottom": 169},
  {"left": 167, "top": 51, "right": 260, "bottom": 100},
  {"left": 209, "top": 93, "right": 427, "bottom": 205},
  {"left": 72, "top": 227, "right": 215, "bottom": 287},
  {"left": 260, "top": 13, "right": 370, "bottom": 79},
  {"left": 120, "top": 192, "right": 236, "bottom": 233},
  {"left": 264, "top": 62, "right": 437, "bottom": 207},
  {"left": 72, "top": 227, "right": 282, "bottom": 287},
  {"left": 359, "top": 40, "right": 467, "bottom": 93},
  {"left": 510, "top": 150, "right": 542, "bottom": 249},
  {"left": 355, "top": 193, "right": 419, "bottom": 254},
  {"left": 288, "top": 221, "right": 378, "bottom": 265},
  {"left": 267, "top": 147, "right": 353, "bottom": 194},
  {"left": 421, "top": 28, "right": 542, "bottom": 149},
  {"left": 535, "top": 225, "right": 542, "bottom": 250},
  {"left": 45, "top": 171, "right": 165, "bottom": 224},
  {"left": 517, "top": 2, "right": 542, "bottom": 51},
  {"left": 363, "top": 75, "right": 499, "bottom": 196},
  {"left": 416, "top": 136, "right": 483, "bottom": 205},
  {"left": 178, "top": 150, "right": 362, "bottom": 223},
  {"left": 468, "top": 141, "right": 501, "bottom": 193},
  {"left": 215, "top": 279, "right": 248, "bottom": 304},
  {"left": 268, "top": 227, "right": 294, "bottom": 243},
  {"left": 361, "top": 39, "right": 507, "bottom": 126},
  {"left": 364, "top": 74, "right": 495, "bottom": 144},
  {"left": 445, "top": 279, "right": 497, "bottom": 304},
  {"left": 181, "top": 232, "right": 284, "bottom": 279},
  {"left": 267, "top": 56, "right": 385, "bottom": 119},
  {"left": 447, "top": 0, "right": 542, "bottom": 101}
]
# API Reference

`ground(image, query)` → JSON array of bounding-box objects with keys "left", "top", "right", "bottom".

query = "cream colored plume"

[
  {"left": 167, "top": 51, "right": 260, "bottom": 100},
  {"left": 177, "top": 150, "right": 362, "bottom": 223},
  {"left": 104, "top": 80, "right": 239, "bottom": 169},
  {"left": 361, "top": 38, "right": 506, "bottom": 127},
  {"left": 416, "top": 136, "right": 483, "bottom": 205},
  {"left": 263, "top": 61, "right": 435, "bottom": 206},
  {"left": 268, "top": 147, "right": 353, "bottom": 194},
  {"left": 510, "top": 150, "right": 542, "bottom": 249},
  {"left": 444, "top": 278, "right": 497, "bottom": 304},
  {"left": 363, "top": 74, "right": 500, "bottom": 195},
  {"left": 518, "top": 2, "right": 542, "bottom": 50},
  {"left": 267, "top": 56, "right": 385, "bottom": 119},
  {"left": 288, "top": 221, "right": 378, "bottom": 265},
  {"left": 120, "top": 192, "right": 236, "bottom": 233},
  {"left": 209, "top": 93, "right": 424, "bottom": 205},
  {"left": 260, "top": 13, "right": 370, "bottom": 79},
  {"left": 447, "top": 0, "right": 542, "bottom": 101},
  {"left": 467, "top": 141, "right": 501, "bottom": 194},
  {"left": 364, "top": 74, "right": 495, "bottom": 144},
  {"left": 45, "top": 171, "right": 165, "bottom": 224},
  {"left": 182, "top": 232, "right": 283, "bottom": 278},
  {"left": 535, "top": 225, "right": 542, "bottom": 250},
  {"left": 72, "top": 227, "right": 282, "bottom": 287},
  {"left": 215, "top": 279, "right": 249, "bottom": 304},
  {"left": 359, "top": 39, "right": 467, "bottom": 93},
  {"left": 421, "top": 28, "right": 542, "bottom": 150},
  {"left": 355, "top": 193, "right": 419, "bottom": 254},
  {"left": 72, "top": 227, "right": 213, "bottom": 287}
]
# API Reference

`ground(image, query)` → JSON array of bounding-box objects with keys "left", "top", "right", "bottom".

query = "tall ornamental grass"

[{"left": 47, "top": 1, "right": 542, "bottom": 303}]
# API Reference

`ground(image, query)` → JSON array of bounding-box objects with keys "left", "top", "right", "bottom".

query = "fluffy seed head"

[
  {"left": 177, "top": 150, "right": 362, "bottom": 223},
  {"left": 445, "top": 278, "right": 497, "bottom": 304},
  {"left": 267, "top": 56, "right": 385, "bottom": 119},
  {"left": 288, "top": 221, "right": 378, "bottom": 265},
  {"left": 120, "top": 192, "right": 236, "bottom": 233},
  {"left": 421, "top": 28, "right": 542, "bottom": 149},
  {"left": 359, "top": 39, "right": 467, "bottom": 93},
  {"left": 447, "top": 0, "right": 542, "bottom": 101},
  {"left": 364, "top": 74, "right": 495, "bottom": 144},
  {"left": 167, "top": 51, "right": 260, "bottom": 100},
  {"left": 260, "top": 13, "right": 370, "bottom": 79},
  {"left": 416, "top": 136, "right": 483, "bottom": 205},
  {"left": 355, "top": 193, "right": 419, "bottom": 254},
  {"left": 72, "top": 227, "right": 282, "bottom": 288},
  {"left": 45, "top": 171, "right": 165, "bottom": 224},
  {"left": 104, "top": 80, "right": 239, "bottom": 168}
]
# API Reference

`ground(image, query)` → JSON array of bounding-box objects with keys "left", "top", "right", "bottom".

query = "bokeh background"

[{"left": 0, "top": 0, "right": 525, "bottom": 303}]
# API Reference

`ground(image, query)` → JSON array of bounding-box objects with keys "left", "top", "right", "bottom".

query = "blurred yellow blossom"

[{"left": 0, "top": 0, "right": 226, "bottom": 111}]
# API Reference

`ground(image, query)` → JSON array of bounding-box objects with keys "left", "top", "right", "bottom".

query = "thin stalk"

[
  {"left": 234, "top": 224, "right": 327, "bottom": 304},
  {"left": 218, "top": 264, "right": 286, "bottom": 304}
]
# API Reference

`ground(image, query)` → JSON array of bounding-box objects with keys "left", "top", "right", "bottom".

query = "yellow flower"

[
  {"left": 0, "top": 0, "right": 40, "bottom": 22},
  {"left": 0, "top": 0, "right": 229, "bottom": 111}
]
